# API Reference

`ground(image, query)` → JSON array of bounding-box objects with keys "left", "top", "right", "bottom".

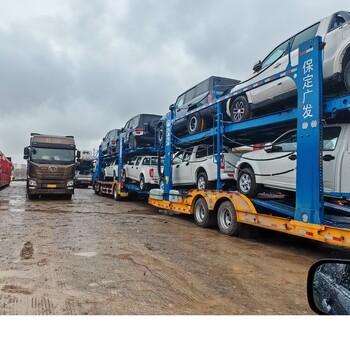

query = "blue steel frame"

[{"left": 161, "top": 35, "right": 350, "bottom": 225}]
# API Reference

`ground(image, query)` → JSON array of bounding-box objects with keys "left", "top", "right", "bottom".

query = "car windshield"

[{"left": 31, "top": 147, "right": 75, "bottom": 164}]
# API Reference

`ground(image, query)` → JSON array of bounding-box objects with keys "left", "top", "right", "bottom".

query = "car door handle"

[
  {"left": 274, "top": 63, "right": 281, "bottom": 68},
  {"left": 323, "top": 154, "right": 335, "bottom": 161},
  {"left": 288, "top": 154, "right": 297, "bottom": 160}
]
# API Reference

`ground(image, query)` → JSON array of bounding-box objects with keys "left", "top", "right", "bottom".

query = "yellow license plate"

[{"left": 47, "top": 184, "right": 57, "bottom": 188}]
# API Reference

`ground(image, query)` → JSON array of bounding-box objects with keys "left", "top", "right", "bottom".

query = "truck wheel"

[
  {"left": 113, "top": 185, "right": 121, "bottom": 201},
  {"left": 27, "top": 194, "right": 37, "bottom": 200},
  {"left": 139, "top": 175, "right": 148, "bottom": 191},
  {"left": 113, "top": 172, "right": 117, "bottom": 181},
  {"left": 94, "top": 184, "right": 99, "bottom": 194},
  {"left": 187, "top": 113, "right": 203, "bottom": 134},
  {"left": 230, "top": 95, "right": 251, "bottom": 123},
  {"left": 197, "top": 171, "right": 209, "bottom": 190},
  {"left": 217, "top": 201, "right": 239, "bottom": 236},
  {"left": 194, "top": 197, "right": 216, "bottom": 228},
  {"left": 237, "top": 167, "right": 259, "bottom": 198}
]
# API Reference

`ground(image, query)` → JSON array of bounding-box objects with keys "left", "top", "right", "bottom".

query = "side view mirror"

[
  {"left": 253, "top": 60, "right": 262, "bottom": 73},
  {"left": 23, "top": 147, "right": 29, "bottom": 160},
  {"left": 264, "top": 142, "right": 273, "bottom": 152},
  {"left": 307, "top": 259, "right": 350, "bottom": 315}
]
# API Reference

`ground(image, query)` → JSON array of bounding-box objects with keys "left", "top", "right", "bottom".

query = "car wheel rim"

[
  {"left": 219, "top": 208, "right": 232, "bottom": 229},
  {"left": 232, "top": 101, "right": 245, "bottom": 122},
  {"left": 140, "top": 179, "right": 144, "bottom": 190},
  {"left": 239, "top": 173, "right": 251, "bottom": 193},
  {"left": 189, "top": 116, "right": 197, "bottom": 132},
  {"left": 197, "top": 176, "right": 206, "bottom": 190},
  {"left": 195, "top": 203, "right": 205, "bottom": 222}
]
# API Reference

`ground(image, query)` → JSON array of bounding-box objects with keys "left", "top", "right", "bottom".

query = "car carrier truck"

[
  {"left": 23, "top": 133, "right": 78, "bottom": 199},
  {"left": 148, "top": 36, "right": 350, "bottom": 249}
]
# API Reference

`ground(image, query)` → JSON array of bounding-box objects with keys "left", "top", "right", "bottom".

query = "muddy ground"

[{"left": 0, "top": 181, "right": 349, "bottom": 315}]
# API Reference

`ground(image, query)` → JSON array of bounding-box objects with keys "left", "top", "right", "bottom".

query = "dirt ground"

[{"left": 0, "top": 181, "right": 349, "bottom": 315}]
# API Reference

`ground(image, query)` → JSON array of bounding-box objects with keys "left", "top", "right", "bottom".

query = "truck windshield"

[{"left": 31, "top": 147, "right": 75, "bottom": 164}]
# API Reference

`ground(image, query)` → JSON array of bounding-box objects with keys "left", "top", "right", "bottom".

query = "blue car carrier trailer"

[{"left": 148, "top": 36, "right": 350, "bottom": 248}]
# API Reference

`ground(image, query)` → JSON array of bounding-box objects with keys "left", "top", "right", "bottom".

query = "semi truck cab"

[{"left": 24, "top": 133, "right": 78, "bottom": 199}]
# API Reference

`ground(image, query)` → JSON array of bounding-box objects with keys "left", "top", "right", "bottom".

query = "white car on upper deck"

[{"left": 226, "top": 10, "right": 350, "bottom": 122}]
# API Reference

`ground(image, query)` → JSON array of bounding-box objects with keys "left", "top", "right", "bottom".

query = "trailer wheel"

[
  {"left": 94, "top": 183, "right": 99, "bottom": 194},
  {"left": 237, "top": 167, "right": 259, "bottom": 198},
  {"left": 187, "top": 113, "right": 203, "bottom": 134},
  {"left": 230, "top": 95, "right": 251, "bottom": 123},
  {"left": 194, "top": 197, "right": 216, "bottom": 228},
  {"left": 113, "top": 185, "right": 120, "bottom": 201},
  {"left": 217, "top": 201, "right": 239, "bottom": 236}
]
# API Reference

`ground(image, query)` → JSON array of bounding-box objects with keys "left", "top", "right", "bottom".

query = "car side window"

[
  {"left": 172, "top": 152, "right": 183, "bottom": 164},
  {"left": 291, "top": 22, "right": 320, "bottom": 51},
  {"left": 261, "top": 40, "right": 290, "bottom": 69},
  {"left": 129, "top": 157, "right": 136, "bottom": 166},
  {"left": 323, "top": 127, "right": 341, "bottom": 151},
  {"left": 273, "top": 131, "right": 297, "bottom": 152},
  {"left": 329, "top": 14, "right": 347, "bottom": 32},
  {"left": 176, "top": 94, "right": 185, "bottom": 108},
  {"left": 183, "top": 150, "right": 192, "bottom": 162},
  {"left": 196, "top": 147, "right": 208, "bottom": 159},
  {"left": 142, "top": 157, "right": 150, "bottom": 166},
  {"left": 195, "top": 80, "right": 210, "bottom": 97},
  {"left": 135, "top": 157, "right": 142, "bottom": 166},
  {"left": 185, "top": 88, "right": 195, "bottom": 104}
]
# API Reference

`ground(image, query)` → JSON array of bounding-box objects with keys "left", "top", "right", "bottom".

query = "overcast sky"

[{"left": 1, "top": 0, "right": 349, "bottom": 163}]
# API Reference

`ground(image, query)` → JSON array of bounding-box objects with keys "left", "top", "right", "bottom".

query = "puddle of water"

[{"left": 74, "top": 252, "right": 97, "bottom": 257}]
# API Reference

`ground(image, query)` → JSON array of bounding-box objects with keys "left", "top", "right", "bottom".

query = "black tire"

[
  {"left": 159, "top": 179, "right": 164, "bottom": 191},
  {"left": 194, "top": 197, "right": 216, "bottom": 228},
  {"left": 158, "top": 127, "right": 164, "bottom": 145},
  {"left": 197, "top": 171, "right": 209, "bottom": 190},
  {"left": 217, "top": 201, "right": 239, "bottom": 236},
  {"left": 344, "top": 59, "right": 350, "bottom": 93},
  {"left": 187, "top": 113, "right": 203, "bottom": 134},
  {"left": 237, "top": 167, "right": 259, "bottom": 198},
  {"left": 139, "top": 174, "right": 148, "bottom": 191},
  {"left": 230, "top": 95, "right": 251, "bottom": 123},
  {"left": 94, "top": 183, "right": 99, "bottom": 194},
  {"left": 113, "top": 185, "right": 121, "bottom": 201},
  {"left": 27, "top": 194, "right": 37, "bottom": 200},
  {"left": 113, "top": 171, "right": 117, "bottom": 181}
]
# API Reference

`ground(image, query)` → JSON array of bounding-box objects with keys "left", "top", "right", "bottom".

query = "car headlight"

[
  {"left": 67, "top": 180, "right": 74, "bottom": 187},
  {"left": 29, "top": 180, "right": 37, "bottom": 186}
]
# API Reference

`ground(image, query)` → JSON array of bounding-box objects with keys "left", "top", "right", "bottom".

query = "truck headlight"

[
  {"left": 29, "top": 180, "right": 37, "bottom": 186},
  {"left": 67, "top": 180, "right": 74, "bottom": 187}
]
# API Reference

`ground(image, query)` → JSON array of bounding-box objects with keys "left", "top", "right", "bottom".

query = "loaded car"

[
  {"left": 158, "top": 76, "right": 240, "bottom": 142},
  {"left": 160, "top": 144, "right": 240, "bottom": 190},
  {"left": 124, "top": 155, "right": 162, "bottom": 191},
  {"left": 226, "top": 10, "right": 350, "bottom": 122},
  {"left": 234, "top": 123, "right": 350, "bottom": 198},
  {"left": 103, "top": 158, "right": 119, "bottom": 180},
  {"left": 101, "top": 129, "right": 121, "bottom": 155},
  {"left": 120, "top": 114, "right": 162, "bottom": 150}
]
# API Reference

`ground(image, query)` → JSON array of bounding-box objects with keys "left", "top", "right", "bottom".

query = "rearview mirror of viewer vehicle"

[{"left": 307, "top": 259, "right": 350, "bottom": 315}]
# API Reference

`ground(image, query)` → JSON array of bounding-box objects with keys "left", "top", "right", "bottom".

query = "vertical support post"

[
  {"left": 118, "top": 137, "right": 124, "bottom": 184},
  {"left": 295, "top": 36, "right": 324, "bottom": 224},
  {"left": 96, "top": 145, "right": 103, "bottom": 181},
  {"left": 163, "top": 105, "right": 175, "bottom": 200},
  {"left": 215, "top": 80, "right": 223, "bottom": 190}
]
